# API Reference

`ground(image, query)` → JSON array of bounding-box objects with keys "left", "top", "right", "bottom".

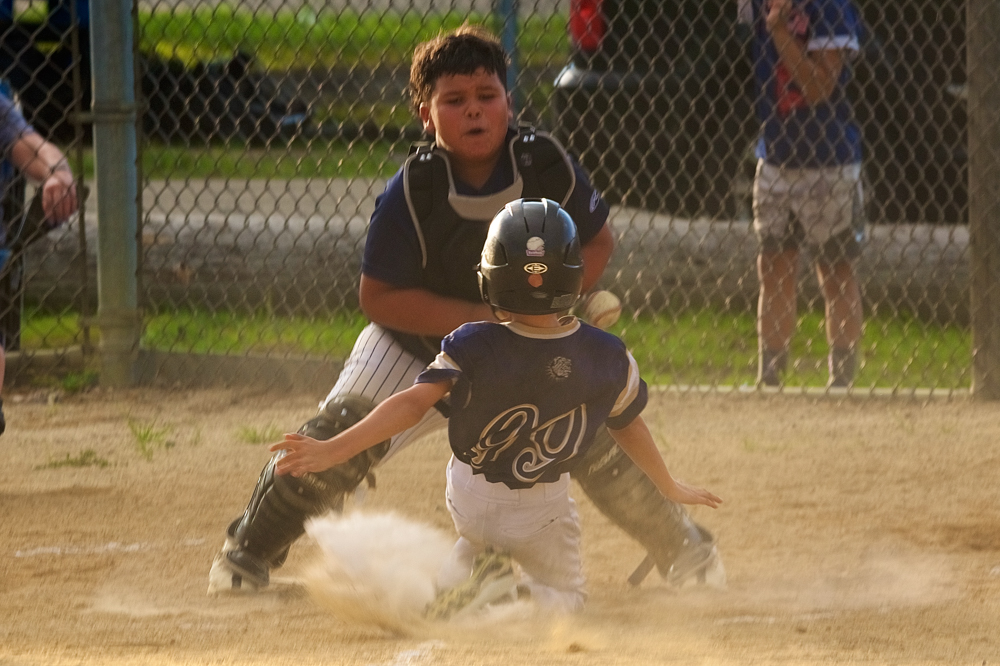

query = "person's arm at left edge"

[{"left": 9, "top": 130, "right": 78, "bottom": 224}]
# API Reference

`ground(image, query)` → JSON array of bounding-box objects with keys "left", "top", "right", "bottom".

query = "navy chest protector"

[
  {"left": 404, "top": 125, "right": 576, "bottom": 301},
  {"left": 394, "top": 125, "right": 576, "bottom": 362}
]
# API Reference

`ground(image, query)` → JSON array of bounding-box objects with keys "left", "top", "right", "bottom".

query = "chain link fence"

[{"left": 2, "top": 0, "right": 994, "bottom": 394}]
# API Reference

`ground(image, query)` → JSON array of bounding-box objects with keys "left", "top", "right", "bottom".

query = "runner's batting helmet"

[{"left": 478, "top": 198, "right": 583, "bottom": 315}]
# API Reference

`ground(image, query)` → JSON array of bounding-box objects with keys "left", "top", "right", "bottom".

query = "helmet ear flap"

[
  {"left": 477, "top": 264, "right": 490, "bottom": 305},
  {"left": 564, "top": 239, "right": 580, "bottom": 265}
]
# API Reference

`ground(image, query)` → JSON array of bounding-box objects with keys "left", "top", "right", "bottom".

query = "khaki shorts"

[{"left": 753, "top": 160, "right": 865, "bottom": 261}]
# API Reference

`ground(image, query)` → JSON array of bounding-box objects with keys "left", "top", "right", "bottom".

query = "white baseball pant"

[{"left": 438, "top": 457, "right": 586, "bottom": 613}]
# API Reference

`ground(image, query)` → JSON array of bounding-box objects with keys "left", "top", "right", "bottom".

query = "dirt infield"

[{"left": 2, "top": 387, "right": 998, "bottom": 665}]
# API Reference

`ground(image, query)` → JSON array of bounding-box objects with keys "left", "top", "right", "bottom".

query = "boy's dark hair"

[{"left": 409, "top": 25, "right": 509, "bottom": 113}]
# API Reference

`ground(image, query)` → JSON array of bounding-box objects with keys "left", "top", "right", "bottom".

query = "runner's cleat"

[{"left": 425, "top": 550, "right": 516, "bottom": 621}]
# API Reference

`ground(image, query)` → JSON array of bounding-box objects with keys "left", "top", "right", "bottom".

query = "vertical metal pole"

[
  {"left": 70, "top": 0, "right": 93, "bottom": 356},
  {"left": 498, "top": 0, "right": 521, "bottom": 116},
  {"left": 968, "top": 0, "right": 1000, "bottom": 399},
  {"left": 89, "top": 0, "right": 139, "bottom": 386}
]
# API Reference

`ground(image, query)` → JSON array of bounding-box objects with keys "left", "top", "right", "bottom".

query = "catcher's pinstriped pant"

[{"left": 320, "top": 322, "right": 447, "bottom": 464}]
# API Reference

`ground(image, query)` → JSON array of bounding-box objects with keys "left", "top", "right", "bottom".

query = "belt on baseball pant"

[{"left": 447, "top": 457, "right": 570, "bottom": 504}]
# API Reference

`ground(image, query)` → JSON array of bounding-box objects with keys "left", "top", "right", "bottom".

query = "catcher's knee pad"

[
  {"left": 574, "top": 426, "right": 714, "bottom": 578},
  {"left": 297, "top": 394, "right": 392, "bottom": 492},
  {"left": 230, "top": 394, "right": 390, "bottom": 570}
]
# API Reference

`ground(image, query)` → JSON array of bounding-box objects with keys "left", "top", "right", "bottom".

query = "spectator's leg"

[
  {"left": 753, "top": 160, "right": 799, "bottom": 387},
  {"left": 756, "top": 247, "right": 799, "bottom": 385},
  {"left": 816, "top": 259, "right": 862, "bottom": 387},
  {"left": 812, "top": 166, "right": 865, "bottom": 388}
]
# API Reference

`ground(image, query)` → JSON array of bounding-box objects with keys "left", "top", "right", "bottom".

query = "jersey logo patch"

[
  {"left": 471, "top": 403, "right": 588, "bottom": 484},
  {"left": 547, "top": 356, "right": 572, "bottom": 381}
]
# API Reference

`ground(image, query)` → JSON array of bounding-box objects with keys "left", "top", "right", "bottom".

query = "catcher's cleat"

[
  {"left": 425, "top": 550, "right": 516, "bottom": 621},
  {"left": 574, "top": 427, "right": 723, "bottom": 587},
  {"left": 665, "top": 526, "right": 726, "bottom": 589},
  {"left": 212, "top": 394, "right": 388, "bottom": 594},
  {"left": 207, "top": 535, "right": 266, "bottom": 594},
  {"left": 223, "top": 549, "right": 270, "bottom": 589}
]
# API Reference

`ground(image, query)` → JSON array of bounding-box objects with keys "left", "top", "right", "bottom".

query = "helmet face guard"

[{"left": 478, "top": 198, "right": 583, "bottom": 315}]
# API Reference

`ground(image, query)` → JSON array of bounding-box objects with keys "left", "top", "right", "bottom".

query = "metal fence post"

[
  {"left": 89, "top": 0, "right": 139, "bottom": 386},
  {"left": 968, "top": 0, "right": 1000, "bottom": 399},
  {"left": 497, "top": 0, "right": 520, "bottom": 115}
]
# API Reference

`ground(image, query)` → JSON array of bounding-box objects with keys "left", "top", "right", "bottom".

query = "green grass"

[
  {"left": 237, "top": 424, "right": 284, "bottom": 445},
  {"left": 19, "top": 311, "right": 82, "bottom": 349},
  {"left": 35, "top": 449, "right": 111, "bottom": 470},
  {"left": 127, "top": 417, "right": 176, "bottom": 461},
  {"left": 138, "top": 7, "right": 569, "bottom": 71},
  {"left": 74, "top": 140, "right": 405, "bottom": 181},
  {"left": 58, "top": 370, "right": 100, "bottom": 394},
  {"left": 17, "top": 306, "right": 971, "bottom": 389},
  {"left": 142, "top": 142, "right": 404, "bottom": 180},
  {"left": 20, "top": 308, "right": 368, "bottom": 357},
  {"left": 610, "top": 309, "right": 971, "bottom": 389},
  {"left": 141, "top": 309, "right": 369, "bottom": 357}
]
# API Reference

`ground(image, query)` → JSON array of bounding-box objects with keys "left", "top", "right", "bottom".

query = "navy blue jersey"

[
  {"left": 746, "top": 0, "right": 862, "bottom": 168},
  {"left": 416, "top": 318, "right": 648, "bottom": 489},
  {"left": 362, "top": 128, "right": 609, "bottom": 291},
  {"left": 0, "top": 94, "right": 29, "bottom": 155}
]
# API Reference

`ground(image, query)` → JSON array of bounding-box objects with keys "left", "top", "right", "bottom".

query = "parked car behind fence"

[
  {"left": 551, "top": 0, "right": 968, "bottom": 225},
  {"left": 0, "top": 16, "right": 311, "bottom": 146}
]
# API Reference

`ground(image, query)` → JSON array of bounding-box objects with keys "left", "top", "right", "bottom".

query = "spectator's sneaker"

[
  {"left": 425, "top": 551, "right": 516, "bottom": 621},
  {"left": 757, "top": 348, "right": 787, "bottom": 388},
  {"left": 665, "top": 526, "right": 727, "bottom": 590}
]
